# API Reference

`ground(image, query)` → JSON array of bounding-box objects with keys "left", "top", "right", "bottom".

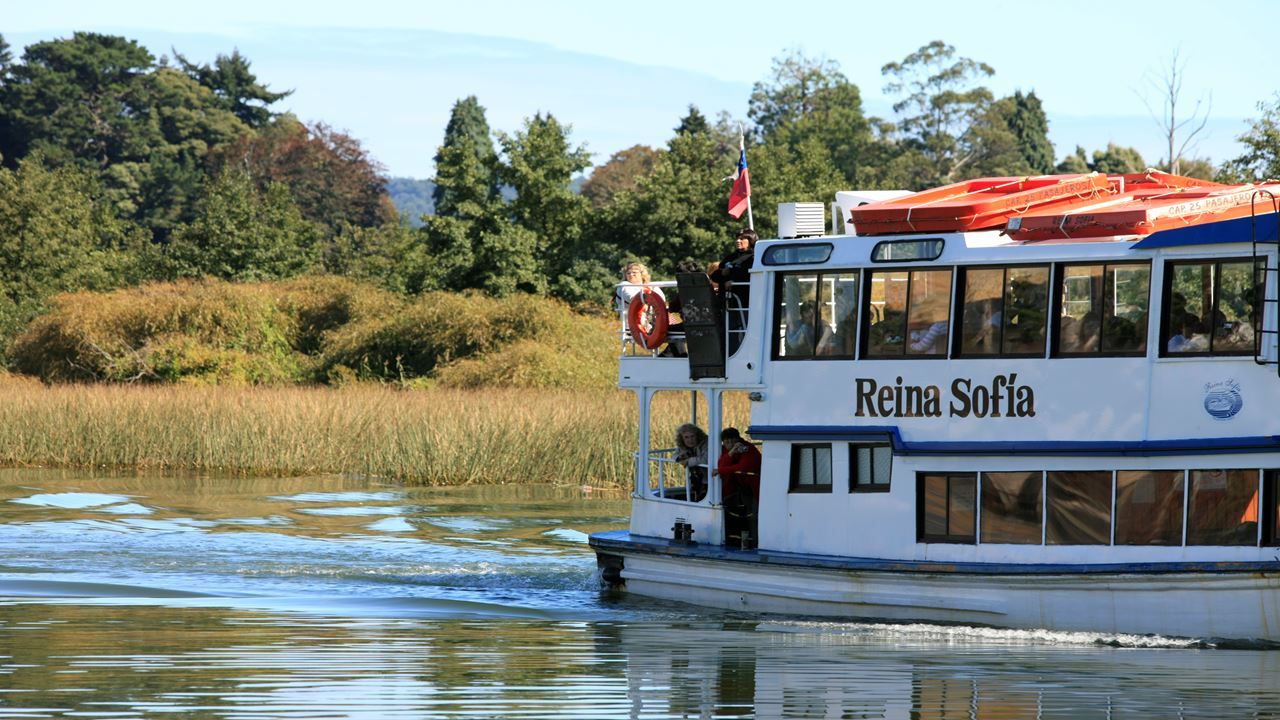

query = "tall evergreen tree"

[
  {"left": 0, "top": 33, "right": 155, "bottom": 170},
  {"left": 1007, "top": 90, "right": 1055, "bottom": 174},
  {"left": 673, "top": 105, "right": 710, "bottom": 137},
  {"left": 432, "top": 96, "right": 497, "bottom": 217},
  {"left": 165, "top": 170, "right": 320, "bottom": 282},
  {"left": 0, "top": 34, "right": 12, "bottom": 77},
  {"left": 497, "top": 112, "right": 591, "bottom": 286},
  {"left": 174, "top": 49, "right": 290, "bottom": 128}
]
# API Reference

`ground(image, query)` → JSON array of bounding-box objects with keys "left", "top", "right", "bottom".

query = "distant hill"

[
  {"left": 387, "top": 177, "right": 435, "bottom": 228},
  {"left": 389, "top": 175, "right": 586, "bottom": 229}
]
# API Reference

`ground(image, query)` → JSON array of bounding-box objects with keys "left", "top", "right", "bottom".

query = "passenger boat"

[{"left": 589, "top": 171, "right": 1280, "bottom": 642}]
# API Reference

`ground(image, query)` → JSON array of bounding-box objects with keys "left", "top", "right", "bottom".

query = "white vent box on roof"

[{"left": 778, "top": 202, "right": 825, "bottom": 238}]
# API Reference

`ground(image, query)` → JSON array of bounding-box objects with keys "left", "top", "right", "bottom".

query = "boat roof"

[{"left": 832, "top": 170, "right": 1280, "bottom": 254}]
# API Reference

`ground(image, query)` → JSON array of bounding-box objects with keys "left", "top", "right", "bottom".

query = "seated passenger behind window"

[
  {"left": 909, "top": 321, "right": 948, "bottom": 354},
  {"left": 816, "top": 287, "right": 857, "bottom": 356},
  {"left": 1166, "top": 292, "right": 1207, "bottom": 353},
  {"left": 1168, "top": 318, "right": 1209, "bottom": 352},
  {"left": 673, "top": 423, "right": 709, "bottom": 501},
  {"left": 785, "top": 301, "right": 816, "bottom": 356}
]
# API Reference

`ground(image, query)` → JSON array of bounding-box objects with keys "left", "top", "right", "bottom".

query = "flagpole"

[{"left": 740, "top": 125, "right": 754, "bottom": 230}]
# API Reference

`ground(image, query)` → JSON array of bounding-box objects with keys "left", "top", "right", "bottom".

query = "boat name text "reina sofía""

[{"left": 854, "top": 374, "right": 1036, "bottom": 419}]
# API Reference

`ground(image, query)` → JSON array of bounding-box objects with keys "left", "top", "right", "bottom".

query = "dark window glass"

[
  {"left": 816, "top": 273, "right": 859, "bottom": 357},
  {"left": 959, "top": 268, "right": 1004, "bottom": 355},
  {"left": 1264, "top": 471, "right": 1280, "bottom": 547},
  {"left": 866, "top": 269, "right": 952, "bottom": 357},
  {"left": 1003, "top": 266, "right": 1049, "bottom": 354},
  {"left": 762, "top": 243, "right": 832, "bottom": 265},
  {"left": 1046, "top": 471, "right": 1112, "bottom": 545},
  {"left": 918, "top": 473, "right": 976, "bottom": 543},
  {"left": 1115, "top": 470, "right": 1184, "bottom": 545},
  {"left": 790, "top": 444, "right": 832, "bottom": 493},
  {"left": 849, "top": 441, "right": 892, "bottom": 492},
  {"left": 1187, "top": 469, "right": 1258, "bottom": 545},
  {"left": 775, "top": 272, "right": 858, "bottom": 360},
  {"left": 1103, "top": 265, "right": 1150, "bottom": 352},
  {"left": 1056, "top": 263, "right": 1150, "bottom": 356},
  {"left": 959, "top": 266, "right": 1049, "bottom": 356},
  {"left": 980, "top": 471, "right": 1042, "bottom": 544},
  {"left": 1164, "top": 260, "right": 1259, "bottom": 356},
  {"left": 871, "top": 238, "right": 944, "bottom": 262}
]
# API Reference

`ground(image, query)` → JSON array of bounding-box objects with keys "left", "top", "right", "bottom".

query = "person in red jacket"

[{"left": 717, "top": 427, "right": 761, "bottom": 503}]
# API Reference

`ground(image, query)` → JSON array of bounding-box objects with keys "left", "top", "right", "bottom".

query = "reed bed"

[{"left": 0, "top": 376, "right": 715, "bottom": 486}]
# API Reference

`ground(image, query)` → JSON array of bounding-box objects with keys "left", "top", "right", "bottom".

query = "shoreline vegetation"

[
  {"left": 0, "top": 277, "right": 676, "bottom": 486},
  {"left": 0, "top": 378, "right": 644, "bottom": 486}
]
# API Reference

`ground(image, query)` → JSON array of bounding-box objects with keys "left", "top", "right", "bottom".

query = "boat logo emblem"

[{"left": 1203, "top": 380, "right": 1243, "bottom": 420}]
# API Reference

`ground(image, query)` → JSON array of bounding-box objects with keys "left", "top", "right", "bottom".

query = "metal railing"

[{"left": 638, "top": 447, "right": 710, "bottom": 503}]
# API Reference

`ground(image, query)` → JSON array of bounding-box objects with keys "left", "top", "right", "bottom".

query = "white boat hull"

[{"left": 604, "top": 546, "right": 1280, "bottom": 642}]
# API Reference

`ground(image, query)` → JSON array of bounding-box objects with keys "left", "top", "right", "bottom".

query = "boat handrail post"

[
  {"left": 636, "top": 387, "right": 651, "bottom": 498},
  {"left": 708, "top": 389, "right": 724, "bottom": 507}
]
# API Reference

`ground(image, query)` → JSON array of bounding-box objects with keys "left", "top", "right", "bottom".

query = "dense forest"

[{"left": 2, "top": 32, "right": 1280, "bottom": 382}]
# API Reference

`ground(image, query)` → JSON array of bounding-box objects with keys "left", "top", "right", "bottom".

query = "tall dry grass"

[{"left": 0, "top": 375, "right": 699, "bottom": 486}]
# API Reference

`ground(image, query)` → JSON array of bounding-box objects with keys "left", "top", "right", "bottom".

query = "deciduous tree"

[
  {"left": 209, "top": 116, "right": 396, "bottom": 233},
  {"left": 882, "top": 40, "right": 995, "bottom": 187},
  {"left": 1219, "top": 93, "right": 1280, "bottom": 182},
  {"left": 581, "top": 144, "right": 661, "bottom": 208}
]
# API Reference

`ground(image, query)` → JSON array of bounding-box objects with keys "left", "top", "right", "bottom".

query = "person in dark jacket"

[{"left": 711, "top": 228, "right": 757, "bottom": 353}]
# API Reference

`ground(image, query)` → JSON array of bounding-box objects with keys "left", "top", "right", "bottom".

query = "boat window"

[
  {"left": 1162, "top": 259, "right": 1260, "bottom": 356},
  {"left": 1046, "top": 471, "right": 1112, "bottom": 545},
  {"left": 957, "top": 265, "right": 1049, "bottom": 357},
  {"left": 864, "top": 269, "right": 952, "bottom": 358},
  {"left": 918, "top": 473, "right": 976, "bottom": 543},
  {"left": 774, "top": 272, "right": 858, "bottom": 360},
  {"left": 762, "top": 243, "right": 832, "bottom": 266},
  {"left": 1187, "top": 469, "right": 1258, "bottom": 545},
  {"left": 789, "top": 443, "right": 832, "bottom": 493},
  {"left": 980, "top": 472, "right": 1042, "bottom": 544},
  {"left": 849, "top": 441, "right": 892, "bottom": 492},
  {"left": 1055, "top": 263, "right": 1151, "bottom": 356},
  {"left": 871, "top": 238, "right": 944, "bottom": 263},
  {"left": 1114, "top": 470, "right": 1184, "bottom": 545}
]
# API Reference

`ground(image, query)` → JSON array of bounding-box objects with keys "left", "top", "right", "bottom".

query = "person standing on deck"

[{"left": 711, "top": 229, "right": 757, "bottom": 353}]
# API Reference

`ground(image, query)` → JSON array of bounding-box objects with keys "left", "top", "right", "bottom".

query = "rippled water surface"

[{"left": 1, "top": 469, "right": 1279, "bottom": 718}]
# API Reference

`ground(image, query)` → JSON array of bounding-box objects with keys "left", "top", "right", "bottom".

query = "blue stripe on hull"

[
  {"left": 745, "top": 425, "right": 1280, "bottom": 456},
  {"left": 590, "top": 530, "right": 1280, "bottom": 576}
]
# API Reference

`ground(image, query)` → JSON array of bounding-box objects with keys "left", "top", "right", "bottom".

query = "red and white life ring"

[{"left": 627, "top": 289, "right": 669, "bottom": 350}]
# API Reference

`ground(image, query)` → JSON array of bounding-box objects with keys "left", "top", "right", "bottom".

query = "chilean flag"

[{"left": 727, "top": 136, "right": 750, "bottom": 219}]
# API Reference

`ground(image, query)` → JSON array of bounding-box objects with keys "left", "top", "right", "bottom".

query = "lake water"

[{"left": 1, "top": 468, "right": 1279, "bottom": 718}]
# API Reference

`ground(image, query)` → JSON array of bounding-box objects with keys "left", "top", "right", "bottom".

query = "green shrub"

[
  {"left": 319, "top": 291, "right": 618, "bottom": 385},
  {"left": 11, "top": 278, "right": 622, "bottom": 389},
  {"left": 12, "top": 280, "right": 305, "bottom": 383}
]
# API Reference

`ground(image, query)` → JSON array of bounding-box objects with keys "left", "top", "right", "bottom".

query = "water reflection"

[
  {"left": 0, "top": 469, "right": 1279, "bottom": 718},
  {"left": 4, "top": 607, "right": 1280, "bottom": 718}
]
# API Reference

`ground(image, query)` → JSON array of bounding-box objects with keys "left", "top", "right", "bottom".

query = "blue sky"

[{"left": 8, "top": 0, "right": 1278, "bottom": 178}]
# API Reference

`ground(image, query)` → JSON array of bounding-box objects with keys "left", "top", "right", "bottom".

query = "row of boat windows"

[
  {"left": 773, "top": 258, "right": 1260, "bottom": 360},
  {"left": 920, "top": 468, "right": 1280, "bottom": 547}
]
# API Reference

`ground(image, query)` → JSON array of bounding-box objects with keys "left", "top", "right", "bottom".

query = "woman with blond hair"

[
  {"left": 613, "top": 262, "right": 666, "bottom": 311},
  {"left": 673, "top": 422, "right": 709, "bottom": 501}
]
